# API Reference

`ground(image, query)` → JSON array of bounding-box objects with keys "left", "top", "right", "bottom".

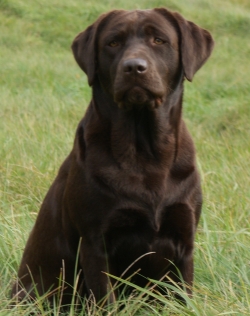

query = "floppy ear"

[
  {"left": 72, "top": 12, "right": 111, "bottom": 86},
  {"left": 71, "top": 24, "right": 97, "bottom": 86},
  {"left": 173, "top": 12, "right": 214, "bottom": 81},
  {"left": 71, "top": 11, "right": 120, "bottom": 86},
  {"left": 155, "top": 8, "right": 214, "bottom": 81}
]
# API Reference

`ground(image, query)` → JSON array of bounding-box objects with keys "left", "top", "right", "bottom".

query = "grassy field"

[{"left": 1, "top": 0, "right": 250, "bottom": 314}]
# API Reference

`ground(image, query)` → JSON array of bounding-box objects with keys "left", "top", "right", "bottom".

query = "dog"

[{"left": 12, "top": 8, "right": 214, "bottom": 305}]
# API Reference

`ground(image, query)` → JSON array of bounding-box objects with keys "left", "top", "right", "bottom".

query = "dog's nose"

[{"left": 123, "top": 58, "right": 148, "bottom": 74}]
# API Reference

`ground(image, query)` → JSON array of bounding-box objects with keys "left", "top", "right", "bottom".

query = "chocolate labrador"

[{"left": 12, "top": 8, "right": 214, "bottom": 305}]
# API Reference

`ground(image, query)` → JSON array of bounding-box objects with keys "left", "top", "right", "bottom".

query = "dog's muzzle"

[{"left": 114, "top": 58, "right": 164, "bottom": 110}]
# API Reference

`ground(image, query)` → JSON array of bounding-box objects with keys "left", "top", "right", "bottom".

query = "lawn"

[{"left": 0, "top": 0, "right": 249, "bottom": 315}]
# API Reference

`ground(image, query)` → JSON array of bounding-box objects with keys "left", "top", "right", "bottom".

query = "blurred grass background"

[{"left": 0, "top": 0, "right": 249, "bottom": 314}]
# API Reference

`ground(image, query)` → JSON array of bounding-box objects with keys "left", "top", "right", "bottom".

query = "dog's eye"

[
  {"left": 154, "top": 38, "right": 164, "bottom": 45},
  {"left": 109, "top": 40, "right": 119, "bottom": 47}
]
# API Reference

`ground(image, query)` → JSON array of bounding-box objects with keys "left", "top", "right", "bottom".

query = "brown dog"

[{"left": 12, "top": 8, "right": 214, "bottom": 305}]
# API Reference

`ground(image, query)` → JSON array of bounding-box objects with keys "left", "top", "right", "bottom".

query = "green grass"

[{"left": 0, "top": 0, "right": 249, "bottom": 314}]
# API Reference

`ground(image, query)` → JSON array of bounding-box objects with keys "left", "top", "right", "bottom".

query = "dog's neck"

[{"left": 90, "top": 79, "right": 184, "bottom": 168}]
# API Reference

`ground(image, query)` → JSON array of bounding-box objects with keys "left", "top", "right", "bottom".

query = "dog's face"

[
  {"left": 96, "top": 10, "right": 181, "bottom": 109},
  {"left": 72, "top": 9, "right": 214, "bottom": 110}
]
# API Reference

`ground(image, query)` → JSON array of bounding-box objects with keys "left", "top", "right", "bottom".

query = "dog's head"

[{"left": 72, "top": 9, "right": 214, "bottom": 110}]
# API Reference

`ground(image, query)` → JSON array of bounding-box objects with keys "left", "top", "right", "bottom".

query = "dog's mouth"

[{"left": 114, "top": 86, "right": 163, "bottom": 110}]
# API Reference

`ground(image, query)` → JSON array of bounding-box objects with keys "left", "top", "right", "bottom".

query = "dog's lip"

[
  {"left": 114, "top": 85, "right": 164, "bottom": 106},
  {"left": 155, "top": 96, "right": 163, "bottom": 107}
]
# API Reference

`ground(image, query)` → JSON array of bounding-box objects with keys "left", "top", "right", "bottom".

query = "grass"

[{"left": 0, "top": 0, "right": 249, "bottom": 314}]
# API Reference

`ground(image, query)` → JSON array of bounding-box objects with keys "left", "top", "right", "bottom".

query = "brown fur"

[{"left": 12, "top": 8, "right": 214, "bottom": 305}]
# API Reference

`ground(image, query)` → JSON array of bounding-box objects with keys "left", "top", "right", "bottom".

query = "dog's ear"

[
  {"left": 71, "top": 21, "right": 99, "bottom": 86},
  {"left": 173, "top": 12, "right": 214, "bottom": 81},
  {"left": 155, "top": 8, "right": 214, "bottom": 81},
  {"left": 72, "top": 12, "right": 111, "bottom": 86}
]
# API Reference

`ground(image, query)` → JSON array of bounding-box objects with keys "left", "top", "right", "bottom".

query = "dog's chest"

[{"left": 97, "top": 163, "right": 167, "bottom": 205}]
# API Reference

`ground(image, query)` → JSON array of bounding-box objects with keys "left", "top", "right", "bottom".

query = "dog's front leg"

[
  {"left": 161, "top": 203, "right": 196, "bottom": 296},
  {"left": 175, "top": 253, "right": 194, "bottom": 296},
  {"left": 79, "top": 242, "right": 116, "bottom": 304}
]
